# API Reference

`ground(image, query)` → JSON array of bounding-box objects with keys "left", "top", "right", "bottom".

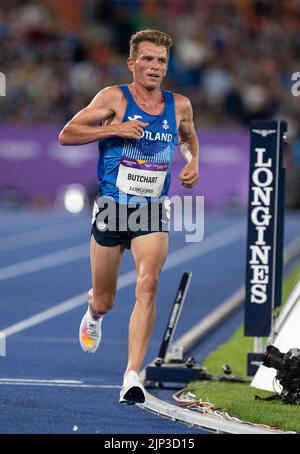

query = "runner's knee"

[{"left": 136, "top": 273, "right": 158, "bottom": 306}]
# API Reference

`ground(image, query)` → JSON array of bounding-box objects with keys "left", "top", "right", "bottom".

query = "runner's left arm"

[{"left": 177, "top": 97, "right": 199, "bottom": 188}]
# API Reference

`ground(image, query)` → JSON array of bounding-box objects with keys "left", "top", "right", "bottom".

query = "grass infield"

[{"left": 188, "top": 260, "right": 300, "bottom": 432}]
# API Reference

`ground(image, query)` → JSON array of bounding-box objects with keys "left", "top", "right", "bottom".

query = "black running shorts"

[{"left": 91, "top": 196, "right": 170, "bottom": 250}]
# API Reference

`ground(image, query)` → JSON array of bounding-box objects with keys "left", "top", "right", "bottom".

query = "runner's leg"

[
  {"left": 126, "top": 232, "right": 168, "bottom": 373},
  {"left": 89, "top": 235, "right": 124, "bottom": 315}
]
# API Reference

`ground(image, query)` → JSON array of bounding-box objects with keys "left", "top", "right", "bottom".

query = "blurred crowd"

[{"left": 1, "top": 0, "right": 300, "bottom": 137}]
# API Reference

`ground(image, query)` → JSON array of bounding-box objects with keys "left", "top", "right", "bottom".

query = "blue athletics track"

[{"left": 0, "top": 208, "right": 300, "bottom": 434}]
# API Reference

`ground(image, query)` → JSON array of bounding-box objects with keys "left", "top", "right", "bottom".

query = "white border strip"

[{"left": 138, "top": 391, "right": 286, "bottom": 434}]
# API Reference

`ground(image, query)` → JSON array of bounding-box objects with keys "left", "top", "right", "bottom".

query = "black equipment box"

[{"left": 145, "top": 361, "right": 206, "bottom": 384}]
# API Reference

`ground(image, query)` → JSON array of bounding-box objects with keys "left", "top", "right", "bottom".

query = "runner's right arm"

[{"left": 59, "top": 86, "right": 148, "bottom": 145}]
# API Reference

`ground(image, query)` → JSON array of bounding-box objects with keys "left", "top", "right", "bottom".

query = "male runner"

[{"left": 59, "top": 29, "right": 199, "bottom": 404}]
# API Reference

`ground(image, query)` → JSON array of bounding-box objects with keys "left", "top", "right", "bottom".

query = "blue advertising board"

[{"left": 244, "top": 120, "right": 287, "bottom": 337}]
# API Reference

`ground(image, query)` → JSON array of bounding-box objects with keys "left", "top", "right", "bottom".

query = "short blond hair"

[{"left": 129, "top": 29, "right": 173, "bottom": 59}]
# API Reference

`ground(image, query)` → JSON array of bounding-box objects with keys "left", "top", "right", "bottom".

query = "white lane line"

[
  {"left": 9, "top": 336, "right": 79, "bottom": 344},
  {"left": 0, "top": 215, "right": 86, "bottom": 238},
  {"left": 1, "top": 291, "right": 89, "bottom": 337},
  {"left": 164, "top": 221, "right": 245, "bottom": 270},
  {"left": 0, "top": 221, "right": 245, "bottom": 283},
  {"left": 0, "top": 378, "right": 82, "bottom": 383},
  {"left": 8, "top": 335, "right": 144, "bottom": 346},
  {"left": 1, "top": 222, "right": 246, "bottom": 338},
  {"left": 0, "top": 243, "right": 89, "bottom": 282},
  {"left": 0, "top": 379, "right": 121, "bottom": 389},
  {"left": 0, "top": 221, "right": 88, "bottom": 252},
  {"left": 1, "top": 268, "right": 138, "bottom": 337},
  {"left": 0, "top": 383, "right": 118, "bottom": 389}
]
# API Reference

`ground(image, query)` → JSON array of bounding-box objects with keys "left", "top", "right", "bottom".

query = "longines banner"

[{"left": 244, "top": 120, "right": 287, "bottom": 337}]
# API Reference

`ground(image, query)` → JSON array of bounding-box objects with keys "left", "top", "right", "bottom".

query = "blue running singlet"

[{"left": 97, "top": 84, "right": 178, "bottom": 204}]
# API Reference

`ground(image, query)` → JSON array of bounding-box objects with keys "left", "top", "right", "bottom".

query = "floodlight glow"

[{"left": 64, "top": 186, "right": 85, "bottom": 213}]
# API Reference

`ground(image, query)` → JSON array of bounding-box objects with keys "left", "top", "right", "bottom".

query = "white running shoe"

[
  {"left": 79, "top": 306, "right": 102, "bottom": 353},
  {"left": 119, "top": 370, "right": 146, "bottom": 405}
]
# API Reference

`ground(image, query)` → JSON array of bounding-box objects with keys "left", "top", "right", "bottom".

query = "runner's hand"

[
  {"left": 179, "top": 160, "right": 199, "bottom": 188},
  {"left": 116, "top": 120, "right": 149, "bottom": 139}
]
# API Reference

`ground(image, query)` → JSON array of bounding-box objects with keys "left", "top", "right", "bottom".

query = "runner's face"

[{"left": 128, "top": 41, "right": 168, "bottom": 89}]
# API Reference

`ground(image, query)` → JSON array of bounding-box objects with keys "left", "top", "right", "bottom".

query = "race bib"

[{"left": 116, "top": 157, "right": 168, "bottom": 197}]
